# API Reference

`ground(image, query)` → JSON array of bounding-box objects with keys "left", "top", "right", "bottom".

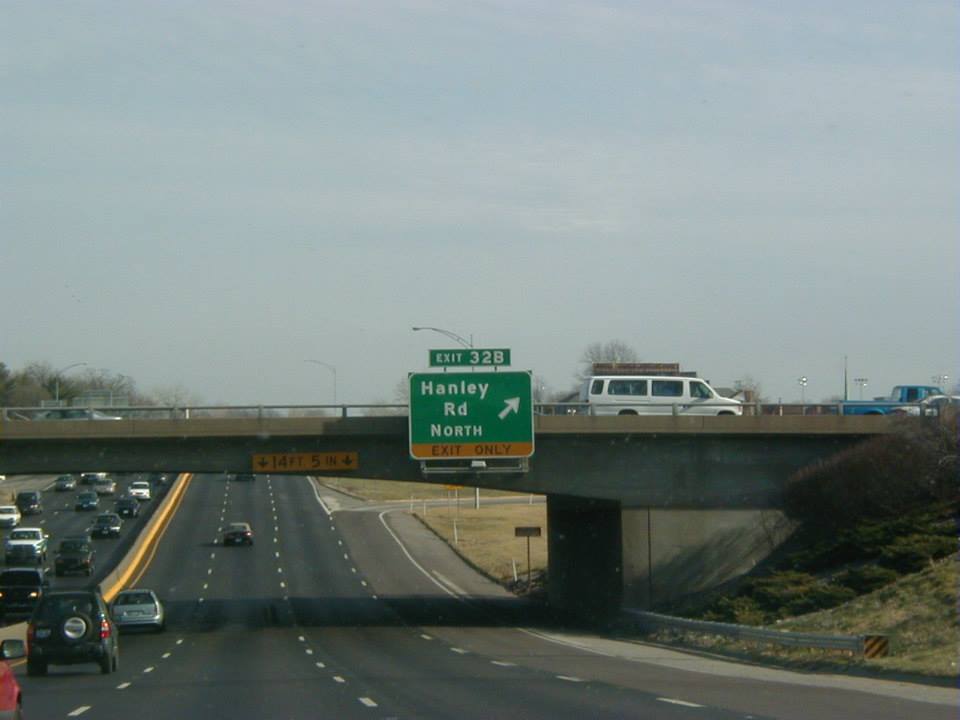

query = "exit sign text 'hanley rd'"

[{"left": 408, "top": 371, "right": 533, "bottom": 460}]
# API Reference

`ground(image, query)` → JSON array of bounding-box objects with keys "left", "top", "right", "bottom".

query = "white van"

[{"left": 579, "top": 376, "right": 742, "bottom": 416}]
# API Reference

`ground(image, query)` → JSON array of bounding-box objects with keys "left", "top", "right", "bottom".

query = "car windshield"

[
  {"left": 2, "top": 4, "right": 957, "bottom": 719},
  {"left": 9, "top": 530, "right": 38, "bottom": 540},
  {"left": 0, "top": 572, "right": 41, "bottom": 586},
  {"left": 115, "top": 592, "right": 154, "bottom": 606},
  {"left": 60, "top": 541, "right": 89, "bottom": 552}
]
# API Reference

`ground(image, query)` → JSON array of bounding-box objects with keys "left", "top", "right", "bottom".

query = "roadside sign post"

[
  {"left": 515, "top": 526, "right": 542, "bottom": 590},
  {"left": 408, "top": 371, "right": 534, "bottom": 460}
]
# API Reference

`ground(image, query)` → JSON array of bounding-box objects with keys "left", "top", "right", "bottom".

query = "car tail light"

[{"left": 100, "top": 619, "right": 111, "bottom": 639}]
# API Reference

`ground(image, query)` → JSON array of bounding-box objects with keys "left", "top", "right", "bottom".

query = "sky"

[{"left": 2, "top": 1, "right": 958, "bottom": 406}]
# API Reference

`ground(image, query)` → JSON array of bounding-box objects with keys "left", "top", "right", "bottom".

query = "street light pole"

[
  {"left": 853, "top": 377, "right": 869, "bottom": 400},
  {"left": 54, "top": 362, "right": 87, "bottom": 404},
  {"left": 411, "top": 326, "right": 473, "bottom": 349},
  {"left": 797, "top": 376, "right": 808, "bottom": 406},
  {"left": 305, "top": 360, "right": 337, "bottom": 410}
]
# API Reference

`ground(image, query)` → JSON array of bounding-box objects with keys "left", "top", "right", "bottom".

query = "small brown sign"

[{"left": 515, "top": 526, "right": 542, "bottom": 538}]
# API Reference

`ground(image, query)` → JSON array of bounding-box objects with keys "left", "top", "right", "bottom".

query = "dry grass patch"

[
  {"left": 416, "top": 502, "right": 548, "bottom": 587},
  {"left": 322, "top": 477, "right": 524, "bottom": 502}
]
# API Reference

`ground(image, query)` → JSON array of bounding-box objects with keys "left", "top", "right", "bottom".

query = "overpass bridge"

[{"left": 0, "top": 409, "right": 898, "bottom": 616}]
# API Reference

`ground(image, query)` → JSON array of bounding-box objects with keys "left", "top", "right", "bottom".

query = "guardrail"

[
  {"left": 0, "top": 401, "right": 940, "bottom": 421},
  {"left": 622, "top": 608, "right": 889, "bottom": 658}
]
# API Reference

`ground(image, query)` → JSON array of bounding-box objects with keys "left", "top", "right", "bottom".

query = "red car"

[{"left": 0, "top": 638, "right": 25, "bottom": 719}]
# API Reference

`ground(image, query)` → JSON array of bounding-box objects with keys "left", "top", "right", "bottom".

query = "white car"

[
  {"left": 4, "top": 527, "right": 49, "bottom": 564},
  {"left": 128, "top": 481, "right": 152, "bottom": 501},
  {"left": 0, "top": 506, "right": 21, "bottom": 528}
]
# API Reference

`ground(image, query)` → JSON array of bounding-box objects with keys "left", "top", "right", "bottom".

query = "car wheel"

[
  {"left": 27, "top": 658, "right": 47, "bottom": 676},
  {"left": 60, "top": 612, "right": 96, "bottom": 644},
  {"left": 100, "top": 651, "right": 113, "bottom": 674}
]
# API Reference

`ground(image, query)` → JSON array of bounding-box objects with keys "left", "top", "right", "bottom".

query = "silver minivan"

[{"left": 580, "top": 375, "right": 742, "bottom": 416}]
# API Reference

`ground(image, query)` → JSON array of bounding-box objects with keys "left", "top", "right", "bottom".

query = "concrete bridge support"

[
  {"left": 547, "top": 495, "right": 796, "bottom": 618},
  {"left": 546, "top": 495, "right": 623, "bottom": 621}
]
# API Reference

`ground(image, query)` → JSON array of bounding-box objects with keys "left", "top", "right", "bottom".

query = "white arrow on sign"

[{"left": 498, "top": 397, "right": 520, "bottom": 420}]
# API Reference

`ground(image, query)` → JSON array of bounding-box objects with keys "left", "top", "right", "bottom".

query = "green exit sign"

[
  {"left": 429, "top": 348, "right": 511, "bottom": 367},
  {"left": 409, "top": 371, "right": 533, "bottom": 460}
]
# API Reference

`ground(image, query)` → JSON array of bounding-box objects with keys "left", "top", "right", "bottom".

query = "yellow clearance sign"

[{"left": 251, "top": 452, "right": 358, "bottom": 473}]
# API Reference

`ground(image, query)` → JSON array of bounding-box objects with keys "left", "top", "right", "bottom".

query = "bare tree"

[
  {"left": 733, "top": 375, "right": 767, "bottom": 403},
  {"left": 576, "top": 339, "right": 639, "bottom": 380}
]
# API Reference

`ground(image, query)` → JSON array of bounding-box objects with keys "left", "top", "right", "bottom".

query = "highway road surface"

[{"left": 10, "top": 473, "right": 957, "bottom": 719}]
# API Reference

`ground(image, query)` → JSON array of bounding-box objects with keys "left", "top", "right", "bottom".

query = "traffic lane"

[
  {"left": 273, "top": 478, "right": 754, "bottom": 720},
  {"left": 332, "top": 499, "right": 956, "bottom": 720},
  {"left": 64, "top": 473, "right": 397, "bottom": 719}
]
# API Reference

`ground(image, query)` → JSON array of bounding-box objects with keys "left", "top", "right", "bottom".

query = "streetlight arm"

[{"left": 411, "top": 326, "right": 473, "bottom": 348}]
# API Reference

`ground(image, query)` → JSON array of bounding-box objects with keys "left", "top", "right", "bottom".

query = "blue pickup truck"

[{"left": 840, "top": 385, "right": 944, "bottom": 415}]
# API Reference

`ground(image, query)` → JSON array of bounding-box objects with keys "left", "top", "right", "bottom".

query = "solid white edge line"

[
  {"left": 376, "top": 510, "right": 458, "bottom": 598},
  {"left": 307, "top": 476, "right": 333, "bottom": 516},
  {"left": 657, "top": 697, "right": 704, "bottom": 708}
]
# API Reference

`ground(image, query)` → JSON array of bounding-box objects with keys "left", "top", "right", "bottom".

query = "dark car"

[
  {"left": 90, "top": 513, "right": 122, "bottom": 539},
  {"left": 14, "top": 491, "right": 42, "bottom": 516},
  {"left": 114, "top": 496, "right": 141, "bottom": 518},
  {"left": 0, "top": 567, "right": 50, "bottom": 622},
  {"left": 26, "top": 589, "right": 119, "bottom": 675},
  {"left": 54, "top": 537, "right": 96, "bottom": 577},
  {"left": 55, "top": 474, "right": 78, "bottom": 491},
  {"left": 222, "top": 522, "right": 254, "bottom": 546},
  {"left": 75, "top": 491, "right": 100, "bottom": 511}
]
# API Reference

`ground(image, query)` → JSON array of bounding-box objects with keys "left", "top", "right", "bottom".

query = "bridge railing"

[{"left": 0, "top": 404, "right": 408, "bottom": 421}]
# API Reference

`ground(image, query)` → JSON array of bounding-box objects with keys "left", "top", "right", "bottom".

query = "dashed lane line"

[
  {"left": 557, "top": 675, "right": 585, "bottom": 683},
  {"left": 358, "top": 697, "right": 378, "bottom": 708},
  {"left": 333, "top": 675, "right": 346, "bottom": 684},
  {"left": 116, "top": 682, "right": 131, "bottom": 689},
  {"left": 162, "top": 653, "right": 171, "bottom": 659},
  {"left": 491, "top": 661, "right": 516, "bottom": 667},
  {"left": 450, "top": 647, "right": 468, "bottom": 655},
  {"left": 143, "top": 666, "right": 155, "bottom": 673},
  {"left": 67, "top": 707, "right": 91, "bottom": 717},
  {"left": 420, "top": 634, "right": 432, "bottom": 641}
]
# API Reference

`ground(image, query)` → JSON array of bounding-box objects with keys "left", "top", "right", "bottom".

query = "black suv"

[
  {"left": 14, "top": 491, "right": 42, "bottom": 516},
  {"left": 0, "top": 567, "right": 50, "bottom": 622},
  {"left": 54, "top": 537, "right": 96, "bottom": 577},
  {"left": 90, "top": 513, "right": 122, "bottom": 539},
  {"left": 114, "top": 496, "right": 140, "bottom": 518},
  {"left": 27, "top": 590, "right": 119, "bottom": 675}
]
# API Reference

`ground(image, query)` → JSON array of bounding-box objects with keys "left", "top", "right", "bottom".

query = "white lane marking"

[
  {"left": 68, "top": 707, "right": 91, "bottom": 717},
  {"left": 337, "top": 540, "right": 343, "bottom": 546},
  {"left": 210, "top": 553, "right": 216, "bottom": 559},
  {"left": 207, "top": 568, "right": 213, "bottom": 575},
  {"left": 377, "top": 510, "right": 457, "bottom": 598},
  {"left": 557, "top": 675, "right": 584, "bottom": 683},
  {"left": 450, "top": 647, "right": 468, "bottom": 655},
  {"left": 280, "top": 581, "right": 286, "bottom": 589},
  {"left": 333, "top": 675, "right": 346, "bottom": 683},
  {"left": 372, "top": 594, "right": 378, "bottom": 599},
  {"left": 358, "top": 697, "right": 378, "bottom": 708},
  {"left": 492, "top": 660, "right": 516, "bottom": 667},
  {"left": 342, "top": 553, "right": 349, "bottom": 560},
  {"left": 420, "top": 634, "right": 432, "bottom": 640},
  {"left": 315, "top": 661, "right": 326, "bottom": 669},
  {"left": 306, "top": 649, "right": 314, "bottom": 655},
  {"left": 273, "top": 537, "right": 278, "bottom": 543},
  {"left": 307, "top": 477, "right": 334, "bottom": 516},
  {"left": 432, "top": 570, "right": 467, "bottom": 596},
  {"left": 351, "top": 567, "right": 357, "bottom": 574},
  {"left": 116, "top": 682, "right": 131, "bottom": 689},
  {"left": 162, "top": 652, "right": 171, "bottom": 659},
  {"left": 203, "top": 583, "right": 208, "bottom": 590},
  {"left": 298, "top": 636, "right": 305, "bottom": 642},
  {"left": 144, "top": 666, "right": 155, "bottom": 673},
  {"left": 176, "top": 639, "right": 184, "bottom": 645},
  {"left": 657, "top": 698, "right": 704, "bottom": 708},
  {"left": 360, "top": 580, "right": 367, "bottom": 587},
  {"left": 275, "top": 551, "right": 280, "bottom": 558},
  {"left": 198, "top": 597, "right": 205, "bottom": 603},
  {"left": 277, "top": 567, "right": 283, "bottom": 573}
]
